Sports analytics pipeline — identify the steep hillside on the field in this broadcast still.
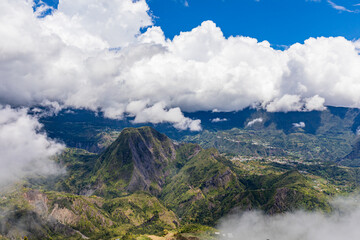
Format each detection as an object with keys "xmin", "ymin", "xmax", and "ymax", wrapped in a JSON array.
[
  {"xmin": 161, "ymin": 147, "xmax": 245, "ymax": 225},
  {"xmin": 93, "ymin": 127, "xmax": 177, "ymax": 196},
  {"xmin": 0, "ymin": 189, "xmax": 180, "ymax": 240},
  {"xmin": 0, "ymin": 189, "xmax": 85, "ymax": 240},
  {"xmin": 160, "ymin": 148, "xmax": 332, "ymax": 225},
  {"xmin": 339, "ymin": 138, "xmax": 360, "ymax": 167},
  {"xmin": 8, "ymin": 126, "xmax": 360, "ymax": 239}
]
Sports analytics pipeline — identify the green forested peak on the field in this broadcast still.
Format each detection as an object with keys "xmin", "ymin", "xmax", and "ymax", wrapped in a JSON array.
[{"xmin": 93, "ymin": 126, "xmax": 176, "ymax": 195}]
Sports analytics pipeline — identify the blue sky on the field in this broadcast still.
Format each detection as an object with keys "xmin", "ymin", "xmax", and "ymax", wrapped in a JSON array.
[
  {"xmin": 146, "ymin": 0, "xmax": 360, "ymax": 46},
  {"xmin": 39, "ymin": 0, "xmax": 360, "ymax": 46}
]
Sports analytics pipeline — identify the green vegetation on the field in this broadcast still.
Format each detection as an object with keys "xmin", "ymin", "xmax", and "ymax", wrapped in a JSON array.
[
  {"xmin": 3, "ymin": 126, "xmax": 360, "ymax": 239},
  {"xmin": 182, "ymin": 127, "xmax": 355, "ymax": 162}
]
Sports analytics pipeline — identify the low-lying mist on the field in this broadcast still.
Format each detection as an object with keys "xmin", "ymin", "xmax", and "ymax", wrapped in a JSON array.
[
  {"xmin": 0, "ymin": 106, "xmax": 65, "ymax": 189},
  {"xmin": 218, "ymin": 196, "xmax": 360, "ymax": 240}
]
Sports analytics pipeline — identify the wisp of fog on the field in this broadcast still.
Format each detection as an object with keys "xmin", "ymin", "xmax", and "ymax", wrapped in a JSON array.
[{"xmin": 218, "ymin": 196, "xmax": 360, "ymax": 240}]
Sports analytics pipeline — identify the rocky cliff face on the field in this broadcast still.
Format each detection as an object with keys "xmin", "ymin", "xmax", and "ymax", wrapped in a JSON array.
[
  {"xmin": 15, "ymin": 189, "xmax": 180, "ymax": 240},
  {"xmin": 0, "ymin": 190, "xmax": 82, "ymax": 240},
  {"xmin": 22, "ymin": 190, "xmax": 113, "ymax": 239}
]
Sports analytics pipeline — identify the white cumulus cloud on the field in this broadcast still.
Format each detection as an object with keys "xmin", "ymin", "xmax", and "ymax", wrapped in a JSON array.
[
  {"xmin": 132, "ymin": 102, "xmax": 202, "ymax": 131},
  {"xmin": 293, "ymin": 122, "xmax": 306, "ymax": 128},
  {"xmin": 211, "ymin": 118, "xmax": 228, "ymax": 123},
  {"xmin": 0, "ymin": 106, "xmax": 64, "ymax": 188},
  {"xmin": 246, "ymin": 118, "xmax": 263, "ymax": 127},
  {"xmin": 1, "ymin": 0, "xmax": 360, "ymax": 131}
]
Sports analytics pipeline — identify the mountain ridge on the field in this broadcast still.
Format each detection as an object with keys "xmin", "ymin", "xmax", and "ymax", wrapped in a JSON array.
[{"xmin": 1, "ymin": 126, "xmax": 359, "ymax": 239}]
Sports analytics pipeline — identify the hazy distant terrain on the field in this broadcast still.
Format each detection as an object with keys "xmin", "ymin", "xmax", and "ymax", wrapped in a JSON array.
[{"xmin": 39, "ymin": 106, "xmax": 360, "ymax": 163}]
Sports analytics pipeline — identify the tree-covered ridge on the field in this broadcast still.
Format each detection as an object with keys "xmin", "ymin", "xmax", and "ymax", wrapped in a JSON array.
[{"xmin": 2, "ymin": 126, "xmax": 359, "ymax": 239}]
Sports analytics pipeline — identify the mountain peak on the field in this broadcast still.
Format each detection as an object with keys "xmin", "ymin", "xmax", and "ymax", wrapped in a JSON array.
[{"xmin": 94, "ymin": 127, "xmax": 176, "ymax": 195}]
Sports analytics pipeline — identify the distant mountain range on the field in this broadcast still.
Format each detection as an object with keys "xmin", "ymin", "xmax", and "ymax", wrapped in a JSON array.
[
  {"xmin": 39, "ymin": 106, "xmax": 360, "ymax": 138},
  {"xmin": 39, "ymin": 106, "xmax": 360, "ymax": 163}
]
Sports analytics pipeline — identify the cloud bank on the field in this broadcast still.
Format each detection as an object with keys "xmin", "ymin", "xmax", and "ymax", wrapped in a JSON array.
[
  {"xmin": 0, "ymin": 106, "xmax": 64, "ymax": 188},
  {"xmin": 218, "ymin": 196, "xmax": 360, "ymax": 240},
  {"xmin": 1, "ymin": 0, "xmax": 360, "ymax": 130}
]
